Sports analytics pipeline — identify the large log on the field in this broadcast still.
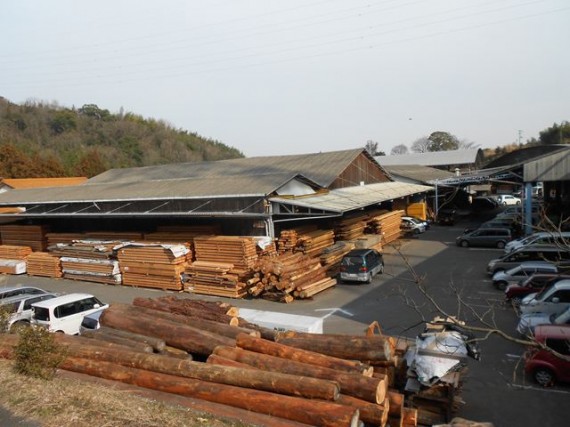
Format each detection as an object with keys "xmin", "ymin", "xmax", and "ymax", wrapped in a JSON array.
[
  {"xmin": 99, "ymin": 304, "xmax": 235, "ymax": 356},
  {"xmin": 80, "ymin": 330, "xmax": 154, "ymax": 353},
  {"xmin": 61, "ymin": 357, "xmax": 360, "ymax": 427},
  {"xmin": 213, "ymin": 345, "xmax": 386, "ymax": 404},
  {"xmin": 235, "ymin": 333, "xmax": 372, "ymax": 376},
  {"xmin": 336, "ymin": 394, "xmax": 390, "ymax": 427},
  {"xmin": 206, "ymin": 353, "xmax": 257, "ymax": 369},
  {"xmin": 275, "ymin": 332, "xmax": 393, "ymax": 362},
  {"xmin": 106, "ymin": 302, "xmax": 258, "ymax": 339},
  {"xmin": 55, "ymin": 339, "xmax": 340, "ymax": 401},
  {"xmin": 94, "ymin": 326, "xmax": 166, "ymax": 351}
]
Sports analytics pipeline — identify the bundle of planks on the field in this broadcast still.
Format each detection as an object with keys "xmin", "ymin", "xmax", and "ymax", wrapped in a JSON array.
[
  {"xmin": 184, "ymin": 261, "xmax": 248, "ymax": 299},
  {"xmin": 0, "ymin": 244, "xmax": 32, "ymax": 274},
  {"xmin": 116, "ymin": 243, "xmax": 190, "ymax": 291},
  {"xmin": 334, "ymin": 213, "xmax": 369, "ymax": 241},
  {"xmin": 193, "ymin": 236, "xmax": 258, "ymax": 274},
  {"xmin": 292, "ymin": 228, "xmax": 335, "ymax": 258},
  {"xmin": 144, "ymin": 224, "xmax": 221, "ymax": 244},
  {"xmin": 352, "ymin": 234, "xmax": 383, "ymax": 252},
  {"xmin": 26, "ymin": 252, "xmax": 63, "ymax": 278},
  {"xmin": 0, "ymin": 224, "xmax": 49, "ymax": 252},
  {"xmin": 250, "ymin": 252, "xmax": 333, "ymax": 302},
  {"xmin": 367, "ymin": 210, "xmax": 406, "ymax": 244},
  {"xmin": 276, "ymin": 225, "xmax": 318, "ymax": 253},
  {"xmin": 49, "ymin": 241, "xmax": 122, "ymax": 285},
  {"xmin": 319, "ymin": 241, "xmax": 356, "ymax": 275}
]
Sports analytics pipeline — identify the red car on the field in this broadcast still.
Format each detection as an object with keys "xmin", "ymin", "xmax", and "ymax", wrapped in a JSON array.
[
  {"xmin": 505, "ymin": 274, "xmax": 570, "ymax": 306},
  {"xmin": 525, "ymin": 324, "xmax": 570, "ymax": 386}
]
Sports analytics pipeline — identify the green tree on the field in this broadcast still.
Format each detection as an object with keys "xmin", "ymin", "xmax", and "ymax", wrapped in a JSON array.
[
  {"xmin": 73, "ymin": 149, "xmax": 107, "ymax": 177},
  {"xmin": 538, "ymin": 121, "xmax": 570, "ymax": 145},
  {"xmin": 49, "ymin": 110, "xmax": 77, "ymax": 134},
  {"xmin": 427, "ymin": 131, "xmax": 459, "ymax": 151}
]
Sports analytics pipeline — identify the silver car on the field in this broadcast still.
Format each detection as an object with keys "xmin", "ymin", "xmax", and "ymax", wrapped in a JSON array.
[
  {"xmin": 517, "ymin": 306, "xmax": 570, "ymax": 336},
  {"xmin": 519, "ymin": 280, "xmax": 570, "ymax": 316},
  {"xmin": 0, "ymin": 293, "xmax": 57, "ymax": 331},
  {"xmin": 491, "ymin": 261, "xmax": 558, "ymax": 290}
]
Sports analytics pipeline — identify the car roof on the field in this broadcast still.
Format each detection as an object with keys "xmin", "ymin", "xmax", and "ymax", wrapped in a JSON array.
[
  {"xmin": 0, "ymin": 292, "xmax": 51, "ymax": 306},
  {"xmin": 0, "ymin": 286, "xmax": 45, "ymax": 296},
  {"xmin": 31, "ymin": 293, "xmax": 97, "ymax": 308},
  {"xmin": 534, "ymin": 324, "xmax": 570, "ymax": 340},
  {"xmin": 345, "ymin": 249, "xmax": 376, "ymax": 256},
  {"xmin": 517, "ymin": 261, "xmax": 558, "ymax": 268},
  {"xmin": 513, "ymin": 244, "xmax": 568, "ymax": 252}
]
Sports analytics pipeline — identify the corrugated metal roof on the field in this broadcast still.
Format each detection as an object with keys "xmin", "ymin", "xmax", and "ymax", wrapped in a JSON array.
[
  {"xmin": 0, "ymin": 177, "xmax": 88, "ymax": 189},
  {"xmin": 0, "ymin": 173, "xmax": 309, "ymax": 205},
  {"xmin": 524, "ymin": 149, "xmax": 570, "ymax": 182},
  {"xmin": 271, "ymin": 182, "xmax": 433, "ymax": 213},
  {"xmin": 383, "ymin": 165, "xmax": 454, "ymax": 183},
  {"xmin": 376, "ymin": 149, "xmax": 481, "ymax": 167},
  {"xmin": 87, "ymin": 148, "xmax": 366, "ymax": 188}
]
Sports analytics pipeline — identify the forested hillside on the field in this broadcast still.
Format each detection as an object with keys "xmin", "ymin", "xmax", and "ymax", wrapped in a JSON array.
[{"xmin": 0, "ymin": 97, "xmax": 244, "ymax": 178}]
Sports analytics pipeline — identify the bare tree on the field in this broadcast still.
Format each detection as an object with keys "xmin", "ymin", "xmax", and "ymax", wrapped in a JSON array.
[
  {"xmin": 364, "ymin": 140, "xmax": 379, "ymax": 156},
  {"xmin": 410, "ymin": 137, "xmax": 430, "ymax": 153},
  {"xmin": 390, "ymin": 144, "xmax": 408, "ymax": 155},
  {"xmin": 457, "ymin": 139, "xmax": 481, "ymax": 150}
]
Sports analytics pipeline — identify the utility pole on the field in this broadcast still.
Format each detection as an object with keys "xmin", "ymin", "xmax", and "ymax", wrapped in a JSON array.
[{"xmin": 518, "ymin": 130, "xmax": 522, "ymax": 145}]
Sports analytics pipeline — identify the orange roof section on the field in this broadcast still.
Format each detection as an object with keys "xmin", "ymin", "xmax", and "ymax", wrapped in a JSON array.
[{"xmin": 1, "ymin": 177, "xmax": 88, "ymax": 189}]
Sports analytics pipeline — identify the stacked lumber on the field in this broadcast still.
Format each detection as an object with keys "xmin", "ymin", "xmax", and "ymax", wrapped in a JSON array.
[
  {"xmin": 319, "ymin": 241, "xmax": 355, "ymax": 267},
  {"xmin": 184, "ymin": 261, "xmax": 248, "ymax": 299},
  {"xmin": 193, "ymin": 236, "xmax": 258, "ymax": 274},
  {"xmin": 26, "ymin": 252, "xmax": 63, "ymax": 278},
  {"xmin": 250, "ymin": 252, "xmax": 332, "ymax": 302},
  {"xmin": 334, "ymin": 213, "xmax": 369, "ymax": 241},
  {"xmin": 367, "ymin": 210, "xmax": 405, "ymax": 244},
  {"xmin": 0, "ymin": 224, "xmax": 49, "ymax": 251},
  {"xmin": 144, "ymin": 224, "xmax": 221, "ymax": 245},
  {"xmin": 49, "ymin": 241, "xmax": 122, "ymax": 285},
  {"xmin": 352, "ymin": 234, "xmax": 383, "ymax": 252},
  {"xmin": 407, "ymin": 202, "xmax": 427, "ymax": 221},
  {"xmin": 45, "ymin": 232, "xmax": 85, "ymax": 245},
  {"xmin": 276, "ymin": 225, "xmax": 318, "ymax": 253},
  {"xmin": 0, "ymin": 245, "xmax": 32, "ymax": 274},
  {"xmin": 85, "ymin": 231, "xmax": 143, "ymax": 241},
  {"xmin": 116, "ymin": 243, "xmax": 190, "ymax": 291},
  {"xmin": 291, "ymin": 229, "xmax": 335, "ymax": 257}
]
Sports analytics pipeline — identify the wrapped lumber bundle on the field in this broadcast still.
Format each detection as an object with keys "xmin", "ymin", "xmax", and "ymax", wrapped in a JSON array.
[
  {"xmin": 184, "ymin": 261, "xmax": 248, "ymax": 299},
  {"xmin": 117, "ymin": 243, "xmax": 190, "ymax": 291},
  {"xmin": 26, "ymin": 252, "xmax": 63, "ymax": 278},
  {"xmin": 367, "ymin": 210, "xmax": 405, "ymax": 244},
  {"xmin": 0, "ymin": 244, "xmax": 33, "ymax": 274},
  {"xmin": 49, "ymin": 240, "xmax": 122, "ymax": 284},
  {"xmin": 0, "ymin": 224, "xmax": 49, "ymax": 251},
  {"xmin": 334, "ymin": 213, "xmax": 369, "ymax": 241}
]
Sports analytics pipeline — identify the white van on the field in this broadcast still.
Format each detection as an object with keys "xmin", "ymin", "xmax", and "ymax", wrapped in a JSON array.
[
  {"xmin": 31, "ymin": 293, "xmax": 108, "ymax": 335},
  {"xmin": 504, "ymin": 232, "xmax": 570, "ymax": 254}
]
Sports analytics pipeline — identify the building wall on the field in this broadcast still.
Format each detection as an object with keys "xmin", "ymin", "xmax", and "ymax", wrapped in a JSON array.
[{"xmin": 329, "ymin": 152, "xmax": 391, "ymax": 189}]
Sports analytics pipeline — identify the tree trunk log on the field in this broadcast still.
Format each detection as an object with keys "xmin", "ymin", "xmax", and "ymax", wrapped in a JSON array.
[
  {"xmin": 275, "ymin": 333, "xmax": 393, "ymax": 362},
  {"xmin": 100, "ymin": 304, "xmax": 235, "ymax": 356},
  {"xmin": 80, "ymin": 330, "xmax": 155, "ymax": 353},
  {"xmin": 206, "ymin": 353, "xmax": 258, "ymax": 369},
  {"xmin": 95, "ymin": 326, "xmax": 167, "ymax": 351},
  {"xmin": 213, "ymin": 345, "xmax": 386, "ymax": 404},
  {"xmin": 236, "ymin": 333, "xmax": 372, "ymax": 376},
  {"xmin": 336, "ymin": 394, "xmax": 390, "ymax": 427},
  {"xmin": 60, "ymin": 357, "xmax": 360, "ymax": 427}
]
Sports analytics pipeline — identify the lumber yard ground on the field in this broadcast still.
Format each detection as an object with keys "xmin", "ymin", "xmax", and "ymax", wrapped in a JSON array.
[{"xmin": 2, "ymin": 220, "xmax": 568, "ymax": 427}]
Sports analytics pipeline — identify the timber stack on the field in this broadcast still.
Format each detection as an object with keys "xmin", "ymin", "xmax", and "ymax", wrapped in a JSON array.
[
  {"xmin": 26, "ymin": 252, "xmax": 63, "ymax": 278},
  {"xmin": 0, "ymin": 244, "xmax": 31, "ymax": 274},
  {"xmin": 117, "ymin": 243, "xmax": 191, "ymax": 291},
  {"xmin": 48, "ymin": 240, "xmax": 122, "ymax": 285},
  {"xmin": 366, "ymin": 210, "xmax": 405, "ymax": 244},
  {"xmin": 184, "ymin": 261, "xmax": 248, "ymax": 299},
  {"xmin": 333, "ymin": 213, "xmax": 369, "ymax": 241},
  {"xmin": 0, "ymin": 224, "xmax": 49, "ymax": 252}
]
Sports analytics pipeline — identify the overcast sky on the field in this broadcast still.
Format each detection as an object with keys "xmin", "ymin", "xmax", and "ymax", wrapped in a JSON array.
[{"xmin": 1, "ymin": 0, "xmax": 569, "ymax": 157}]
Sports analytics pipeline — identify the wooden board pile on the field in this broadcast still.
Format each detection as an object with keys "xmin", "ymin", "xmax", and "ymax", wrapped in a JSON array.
[
  {"xmin": 319, "ymin": 241, "xmax": 356, "ymax": 275},
  {"xmin": 48, "ymin": 241, "xmax": 122, "ymax": 285},
  {"xmin": 184, "ymin": 261, "xmax": 248, "ymax": 299},
  {"xmin": 116, "ymin": 243, "xmax": 190, "ymax": 291},
  {"xmin": 0, "ymin": 245, "xmax": 31, "ymax": 274},
  {"xmin": 367, "ymin": 210, "xmax": 405, "ymax": 244},
  {"xmin": 0, "ymin": 296, "xmax": 424, "ymax": 427},
  {"xmin": 276, "ymin": 225, "xmax": 318, "ymax": 253},
  {"xmin": 334, "ymin": 213, "xmax": 369, "ymax": 241},
  {"xmin": 26, "ymin": 252, "xmax": 63, "ymax": 278},
  {"xmin": 144, "ymin": 224, "xmax": 221, "ymax": 246},
  {"xmin": 250, "ymin": 252, "xmax": 334, "ymax": 303},
  {"xmin": 0, "ymin": 224, "xmax": 49, "ymax": 251},
  {"xmin": 352, "ymin": 234, "xmax": 383, "ymax": 252}
]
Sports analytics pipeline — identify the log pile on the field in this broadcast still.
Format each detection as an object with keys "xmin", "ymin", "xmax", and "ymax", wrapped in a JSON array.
[
  {"xmin": 0, "ymin": 244, "xmax": 31, "ymax": 274},
  {"xmin": 0, "ymin": 224, "xmax": 49, "ymax": 252},
  {"xmin": 279, "ymin": 228, "xmax": 335, "ymax": 258},
  {"xmin": 26, "ymin": 252, "xmax": 63, "ymax": 278},
  {"xmin": 48, "ymin": 241, "xmax": 122, "ymax": 285},
  {"xmin": 250, "ymin": 252, "xmax": 333, "ymax": 302},
  {"xmin": 116, "ymin": 243, "xmax": 190, "ymax": 291},
  {"xmin": 276, "ymin": 225, "xmax": 318, "ymax": 252},
  {"xmin": 367, "ymin": 210, "xmax": 405, "ymax": 244},
  {"xmin": 0, "ymin": 296, "xmax": 437, "ymax": 426}
]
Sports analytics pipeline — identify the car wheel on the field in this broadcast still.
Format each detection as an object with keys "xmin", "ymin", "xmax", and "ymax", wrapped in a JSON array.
[
  {"xmin": 365, "ymin": 273, "xmax": 372, "ymax": 284},
  {"xmin": 534, "ymin": 368, "xmax": 555, "ymax": 387},
  {"xmin": 496, "ymin": 241, "xmax": 506, "ymax": 249},
  {"xmin": 516, "ymin": 201, "xmax": 521, "ymax": 205},
  {"xmin": 460, "ymin": 240, "xmax": 469, "ymax": 248},
  {"xmin": 496, "ymin": 281, "xmax": 508, "ymax": 291}
]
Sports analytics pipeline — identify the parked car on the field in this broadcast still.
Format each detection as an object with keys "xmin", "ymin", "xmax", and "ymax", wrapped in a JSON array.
[
  {"xmin": 401, "ymin": 217, "xmax": 426, "ymax": 235},
  {"xmin": 492, "ymin": 261, "xmax": 558, "ymax": 291},
  {"xmin": 437, "ymin": 208, "xmax": 457, "ymax": 225},
  {"xmin": 519, "ymin": 280, "xmax": 570, "ymax": 316},
  {"xmin": 504, "ymin": 231, "xmax": 570, "ymax": 254},
  {"xmin": 0, "ymin": 286, "xmax": 47, "ymax": 301},
  {"xmin": 506, "ymin": 274, "xmax": 570, "ymax": 306},
  {"xmin": 471, "ymin": 197, "xmax": 500, "ymax": 212},
  {"xmin": 31, "ymin": 293, "xmax": 109, "ymax": 335},
  {"xmin": 524, "ymin": 324, "xmax": 570, "ymax": 386},
  {"xmin": 339, "ymin": 249, "xmax": 384, "ymax": 284},
  {"xmin": 79, "ymin": 308, "xmax": 106, "ymax": 333},
  {"xmin": 517, "ymin": 306, "xmax": 570, "ymax": 336},
  {"xmin": 456, "ymin": 227, "xmax": 512, "ymax": 249},
  {"xmin": 405, "ymin": 216, "xmax": 431, "ymax": 230},
  {"xmin": 496, "ymin": 194, "xmax": 522, "ymax": 206},
  {"xmin": 486, "ymin": 244, "xmax": 570, "ymax": 276},
  {"xmin": 0, "ymin": 292, "xmax": 57, "ymax": 331}
]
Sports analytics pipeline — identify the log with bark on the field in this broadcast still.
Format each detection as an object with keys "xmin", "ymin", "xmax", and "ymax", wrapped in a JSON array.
[
  {"xmin": 213, "ymin": 345, "xmax": 386, "ymax": 404},
  {"xmin": 61, "ymin": 357, "xmax": 360, "ymax": 427}
]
